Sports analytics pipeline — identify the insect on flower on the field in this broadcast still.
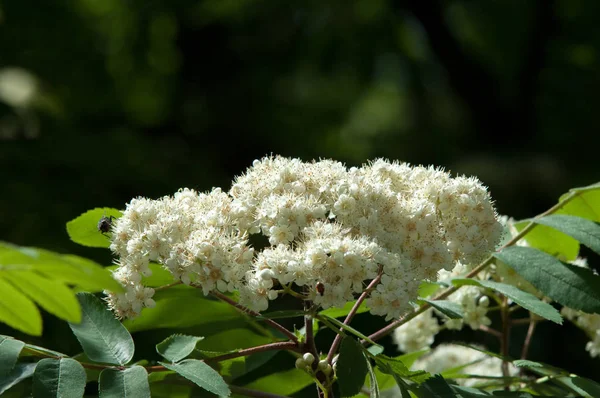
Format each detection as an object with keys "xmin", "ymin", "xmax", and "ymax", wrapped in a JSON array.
[
  {"xmin": 97, "ymin": 215, "xmax": 115, "ymax": 235},
  {"xmin": 316, "ymin": 282, "xmax": 325, "ymax": 296}
]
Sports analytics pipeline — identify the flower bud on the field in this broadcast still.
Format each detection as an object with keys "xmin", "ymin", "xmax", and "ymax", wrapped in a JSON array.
[
  {"xmin": 302, "ymin": 352, "xmax": 315, "ymax": 364},
  {"xmin": 318, "ymin": 359, "xmax": 333, "ymax": 376},
  {"xmin": 478, "ymin": 296, "xmax": 490, "ymax": 307},
  {"xmin": 317, "ymin": 359, "xmax": 329, "ymax": 371}
]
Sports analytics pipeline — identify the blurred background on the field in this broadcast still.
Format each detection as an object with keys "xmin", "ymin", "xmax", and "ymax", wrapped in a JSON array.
[{"xmin": 1, "ymin": 0, "xmax": 599, "ymax": 393}]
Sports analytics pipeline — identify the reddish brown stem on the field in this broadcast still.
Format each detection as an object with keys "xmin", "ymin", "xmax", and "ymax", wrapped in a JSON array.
[
  {"xmin": 479, "ymin": 325, "xmax": 503, "ymax": 339},
  {"xmin": 521, "ymin": 320, "xmax": 537, "ymax": 359},
  {"xmin": 81, "ymin": 342, "xmax": 299, "ymax": 374},
  {"xmin": 327, "ymin": 267, "xmax": 383, "ymax": 363},
  {"xmin": 500, "ymin": 296, "xmax": 511, "ymax": 384},
  {"xmin": 211, "ymin": 290, "xmax": 299, "ymax": 343},
  {"xmin": 510, "ymin": 317, "xmax": 535, "ymax": 326}
]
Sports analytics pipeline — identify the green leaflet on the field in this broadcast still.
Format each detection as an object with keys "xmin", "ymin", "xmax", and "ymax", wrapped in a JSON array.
[
  {"xmin": 32, "ymin": 358, "xmax": 86, "ymax": 398},
  {"xmin": 0, "ymin": 277, "xmax": 42, "ymax": 336},
  {"xmin": 557, "ymin": 182, "xmax": 600, "ymax": 222},
  {"xmin": 156, "ymin": 334, "xmax": 205, "ymax": 363},
  {"xmin": 68, "ymin": 293, "xmax": 134, "ymax": 366},
  {"xmin": 0, "ymin": 336, "xmax": 25, "ymax": 376},
  {"xmin": 514, "ymin": 182, "xmax": 600, "ymax": 261},
  {"xmin": 99, "ymin": 366, "xmax": 151, "ymax": 398},
  {"xmin": 242, "ymin": 367, "xmax": 313, "ymax": 396},
  {"xmin": 66, "ymin": 207, "xmax": 122, "ymax": 248},
  {"xmin": 513, "ymin": 221, "xmax": 579, "ymax": 261},
  {"xmin": 2, "ymin": 271, "xmax": 80, "ymax": 323},
  {"xmin": 160, "ymin": 359, "xmax": 230, "ymax": 397},
  {"xmin": 0, "ymin": 241, "xmax": 123, "ymax": 292},
  {"xmin": 451, "ymin": 278, "xmax": 562, "ymax": 324},
  {"xmin": 337, "ymin": 336, "xmax": 369, "ymax": 397},
  {"xmin": 495, "ymin": 246, "xmax": 600, "ymax": 314},
  {"xmin": 365, "ymin": 352, "xmax": 380, "ymax": 398},
  {"xmin": 422, "ymin": 299, "xmax": 463, "ymax": 319},
  {"xmin": 123, "ymin": 289, "xmax": 244, "ymax": 333},
  {"xmin": 0, "ymin": 362, "xmax": 36, "ymax": 395},
  {"xmin": 532, "ymin": 214, "xmax": 600, "ymax": 256}
]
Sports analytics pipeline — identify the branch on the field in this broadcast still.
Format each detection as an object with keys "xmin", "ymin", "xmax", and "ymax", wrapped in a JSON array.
[
  {"xmin": 211, "ymin": 290, "xmax": 299, "ymax": 343},
  {"xmin": 521, "ymin": 319, "xmax": 538, "ymax": 359},
  {"xmin": 205, "ymin": 341, "xmax": 299, "ymax": 364},
  {"xmin": 327, "ymin": 267, "xmax": 383, "ymax": 363},
  {"xmin": 479, "ymin": 325, "xmax": 502, "ymax": 339},
  {"xmin": 500, "ymin": 296, "xmax": 511, "ymax": 382}
]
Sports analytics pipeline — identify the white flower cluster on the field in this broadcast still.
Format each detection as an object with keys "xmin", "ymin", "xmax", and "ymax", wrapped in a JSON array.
[
  {"xmin": 382, "ymin": 344, "xmax": 519, "ymax": 396},
  {"xmin": 561, "ymin": 289, "xmax": 600, "ymax": 359},
  {"xmin": 436, "ymin": 263, "xmax": 492, "ymax": 331},
  {"xmin": 392, "ymin": 309, "xmax": 440, "ymax": 353},
  {"xmin": 412, "ymin": 344, "xmax": 518, "ymax": 387},
  {"xmin": 105, "ymin": 156, "xmax": 502, "ymax": 320},
  {"xmin": 106, "ymin": 189, "xmax": 254, "ymax": 318}
]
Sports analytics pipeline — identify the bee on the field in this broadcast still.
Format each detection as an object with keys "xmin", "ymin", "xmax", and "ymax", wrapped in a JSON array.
[
  {"xmin": 97, "ymin": 215, "xmax": 115, "ymax": 235},
  {"xmin": 316, "ymin": 282, "xmax": 325, "ymax": 296}
]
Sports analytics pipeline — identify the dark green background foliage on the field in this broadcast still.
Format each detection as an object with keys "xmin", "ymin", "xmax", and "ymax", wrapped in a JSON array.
[{"xmin": 1, "ymin": 0, "xmax": 599, "ymax": 394}]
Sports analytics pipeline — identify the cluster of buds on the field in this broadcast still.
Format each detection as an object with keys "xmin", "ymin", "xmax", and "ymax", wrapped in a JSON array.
[{"xmin": 295, "ymin": 353, "xmax": 333, "ymax": 377}]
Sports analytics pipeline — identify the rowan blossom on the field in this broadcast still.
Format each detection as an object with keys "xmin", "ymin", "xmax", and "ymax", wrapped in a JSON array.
[
  {"xmin": 105, "ymin": 156, "xmax": 502, "ymax": 320},
  {"xmin": 412, "ymin": 344, "xmax": 518, "ymax": 387},
  {"xmin": 392, "ymin": 309, "xmax": 439, "ymax": 353}
]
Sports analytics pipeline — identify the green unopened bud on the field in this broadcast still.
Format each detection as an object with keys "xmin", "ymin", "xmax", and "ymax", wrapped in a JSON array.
[
  {"xmin": 478, "ymin": 296, "xmax": 490, "ymax": 307},
  {"xmin": 302, "ymin": 352, "xmax": 315, "ymax": 364},
  {"xmin": 318, "ymin": 359, "xmax": 332, "ymax": 376}
]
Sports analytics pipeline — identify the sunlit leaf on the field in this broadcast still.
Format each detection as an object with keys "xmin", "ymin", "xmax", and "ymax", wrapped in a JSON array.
[
  {"xmin": 532, "ymin": 214, "xmax": 600, "ymax": 256},
  {"xmin": 66, "ymin": 208, "xmax": 122, "ymax": 248},
  {"xmin": 2, "ymin": 271, "xmax": 80, "ymax": 323},
  {"xmin": 0, "ymin": 242, "xmax": 122, "ymax": 292},
  {"xmin": 557, "ymin": 183, "xmax": 600, "ymax": 222},
  {"xmin": 513, "ymin": 221, "xmax": 579, "ymax": 261},
  {"xmin": 123, "ymin": 290, "xmax": 244, "ymax": 333},
  {"xmin": 0, "ymin": 278, "xmax": 42, "ymax": 336},
  {"xmin": 242, "ymin": 367, "xmax": 313, "ymax": 396}
]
